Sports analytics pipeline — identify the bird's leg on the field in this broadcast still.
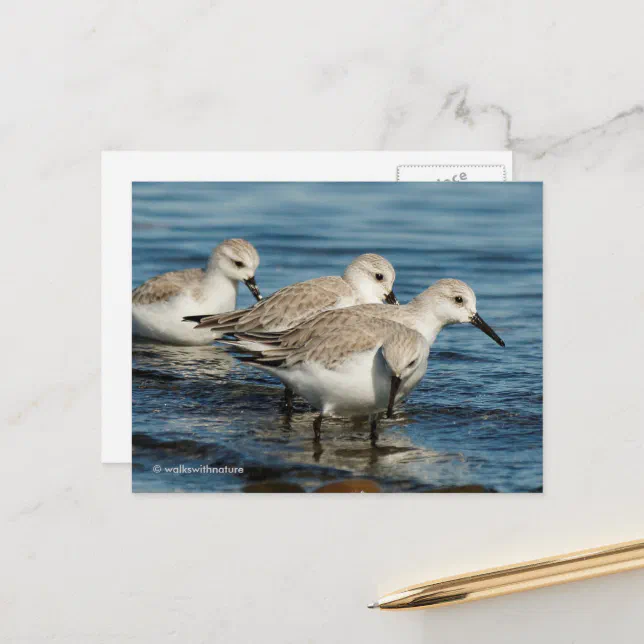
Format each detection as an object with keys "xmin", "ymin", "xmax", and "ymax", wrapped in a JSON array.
[
  {"xmin": 313, "ymin": 414, "xmax": 323, "ymax": 443},
  {"xmin": 281, "ymin": 411, "xmax": 293, "ymax": 432},
  {"xmin": 370, "ymin": 416, "xmax": 379, "ymax": 446},
  {"xmin": 283, "ymin": 386, "xmax": 294, "ymax": 416}
]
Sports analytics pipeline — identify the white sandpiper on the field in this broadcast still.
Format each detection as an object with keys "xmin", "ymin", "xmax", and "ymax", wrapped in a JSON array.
[
  {"xmin": 132, "ymin": 238, "xmax": 261, "ymax": 345},
  {"xmin": 236, "ymin": 317, "xmax": 429, "ymax": 442},
  {"xmin": 185, "ymin": 253, "xmax": 398, "ymax": 334},
  {"xmin": 230, "ymin": 279, "xmax": 505, "ymax": 439},
  {"xmin": 184, "ymin": 253, "xmax": 398, "ymax": 409}
]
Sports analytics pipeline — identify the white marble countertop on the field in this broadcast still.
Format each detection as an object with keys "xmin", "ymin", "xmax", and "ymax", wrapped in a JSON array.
[{"xmin": 2, "ymin": 1, "xmax": 643, "ymax": 642}]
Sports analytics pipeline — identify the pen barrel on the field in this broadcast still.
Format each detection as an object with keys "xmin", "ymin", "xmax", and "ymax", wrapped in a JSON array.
[{"xmin": 379, "ymin": 539, "xmax": 644, "ymax": 610}]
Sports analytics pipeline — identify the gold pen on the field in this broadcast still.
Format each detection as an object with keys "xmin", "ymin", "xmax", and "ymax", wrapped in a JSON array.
[{"xmin": 369, "ymin": 538, "xmax": 644, "ymax": 611}]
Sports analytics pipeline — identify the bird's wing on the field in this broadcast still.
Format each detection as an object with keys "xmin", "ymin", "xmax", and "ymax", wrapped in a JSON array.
[
  {"xmin": 235, "ymin": 304, "xmax": 386, "ymax": 348},
  {"xmin": 132, "ymin": 269, "xmax": 204, "ymax": 305},
  {"xmin": 191, "ymin": 276, "xmax": 351, "ymax": 333},
  {"xmin": 239, "ymin": 316, "xmax": 408, "ymax": 370}
]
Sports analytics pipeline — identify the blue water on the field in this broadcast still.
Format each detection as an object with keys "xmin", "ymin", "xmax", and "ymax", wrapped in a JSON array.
[{"xmin": 132, "ymin": 182, "xmax": 542, "ymax": 493}]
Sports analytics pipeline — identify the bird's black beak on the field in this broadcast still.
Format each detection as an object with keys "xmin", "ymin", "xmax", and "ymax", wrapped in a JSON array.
[
  {"xmin": 385, "ymin": 290, "xmax": 399, "ymax": 305},
  {"xmin": 244, "ymin": 276, "xmax": 262, "ymax": 301},
  {"xmin": 470, "ymin": 312, "xmax": 505, "ymax": 347},
  {"xmin": 387, "ymin": 375, "xmax": 402, "ymax": 418}
]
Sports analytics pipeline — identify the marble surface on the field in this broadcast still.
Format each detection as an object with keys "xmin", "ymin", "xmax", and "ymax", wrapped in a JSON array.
[{"xmin": 2, "ymin": 1, "xmax": 643, "ymax": 642}]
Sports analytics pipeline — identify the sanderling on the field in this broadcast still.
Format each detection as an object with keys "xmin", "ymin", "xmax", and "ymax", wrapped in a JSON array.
[
  {"xmin": 185, "ymin": 254, "xmax": 398, "ymax": 334},
  {"xmin": 230, "ymin": 279, "xmax": 504, "ymax": 438},
  {"xmin": 132, "ymin": 238, "xmax": 261, "ymax": 345},
  {"xmin": 184, "ymin": 253, "xmax": 398, "ymax": 409},
  {"xmin": 236, "ymin": 317, "xmax": 429, "ymax": 442}
]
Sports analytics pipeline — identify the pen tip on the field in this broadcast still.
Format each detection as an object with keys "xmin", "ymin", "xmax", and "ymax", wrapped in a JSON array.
[{"xmin": 367, "ymin": 601, "xmax": 379, "ymax": 609}]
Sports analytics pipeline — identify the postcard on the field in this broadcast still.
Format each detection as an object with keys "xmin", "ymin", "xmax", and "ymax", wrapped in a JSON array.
[
  {"xmin": 127, "ymin": 179, "xmax": 541, "ymax": 493},
  {"xmin": 102, "ymin": 151, "xmax": 513, "ymax": 464}
]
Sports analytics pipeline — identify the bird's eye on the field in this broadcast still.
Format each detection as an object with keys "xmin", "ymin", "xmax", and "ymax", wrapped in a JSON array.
[
  {"xmin": 408, "ymin": 359, "xmax": 416, "ymax": 368},
  {"xmin": 454, "ymin": 296, "xmax": 463, "ymax": 304},
  {"xmin": 234, "ymin": 260, "xmax": 245, "ymax": 268},
  {"xmin": 375, "ymin": 273, "xmax": 384, "ymax": 281}
]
